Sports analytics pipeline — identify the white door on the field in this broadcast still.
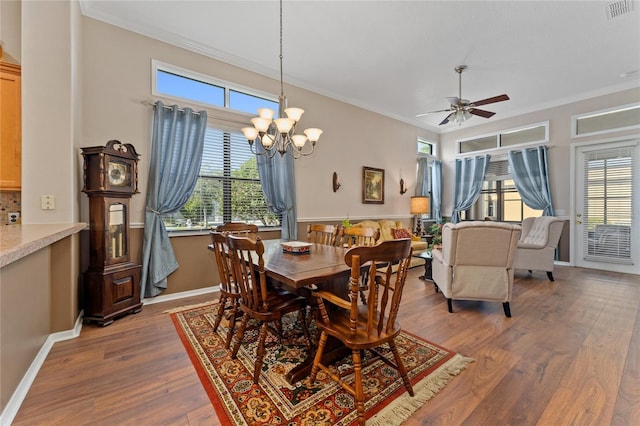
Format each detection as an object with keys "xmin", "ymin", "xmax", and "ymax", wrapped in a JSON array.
[{"xmin": 574, "ymin": 139, "xmax": 639, "ymax": 274}]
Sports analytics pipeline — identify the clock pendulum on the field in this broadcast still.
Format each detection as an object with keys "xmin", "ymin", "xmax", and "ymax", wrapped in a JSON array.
[{"xmin": 81, "ymin": 140, "xmax": 142, "ymax": 326}]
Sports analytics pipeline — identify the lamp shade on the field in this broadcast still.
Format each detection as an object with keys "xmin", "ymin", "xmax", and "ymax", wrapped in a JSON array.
[{"xmin": 410, "ymin": 196, "xmax": 430, "ymax": 215}]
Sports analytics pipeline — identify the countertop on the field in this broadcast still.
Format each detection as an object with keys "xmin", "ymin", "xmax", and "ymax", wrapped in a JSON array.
[{"xmin": 0, "ymin": 223, "xmax": 87, "ymax": 268}]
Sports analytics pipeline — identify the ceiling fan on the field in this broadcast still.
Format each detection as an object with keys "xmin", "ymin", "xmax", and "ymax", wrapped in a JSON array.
[{"xmin": 416, "ymin": 65, "xmax": 510, "ymax": 125}]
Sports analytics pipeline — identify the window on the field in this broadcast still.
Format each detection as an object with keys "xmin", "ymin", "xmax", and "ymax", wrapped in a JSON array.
[
  {"xmin": 582, "ymin": 146, "xmax": 633, "ymax": 262},
  {"xmin": 473, "ymin": 160, "xmax": 542, "ymax": 222},
  {"xmin": 458, "ymin": 122, "xmax": 548, "ymax": 154},
  {"xmin": 152, "ymin": 60, "xmax": 278, "ymax": 115},
  {"xmin": 152, "ymin": 61, "xmax": 283, "ymax": 232},
  {"xmin": 572, "ymin": 103, "xmax": 640, "ymax": 138},
  {"xmin": 163, "ymin": 127, "xmax": 279, "ymax": 231},
  {"xmin": 417, "ymin": 138, "xmax": 434, "ymax": 155}
]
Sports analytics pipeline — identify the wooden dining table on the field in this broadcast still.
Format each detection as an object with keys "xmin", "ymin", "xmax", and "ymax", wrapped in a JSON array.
[{"xmin": 259, "ymin": 239, "xmax": 354, "ymax": 383}]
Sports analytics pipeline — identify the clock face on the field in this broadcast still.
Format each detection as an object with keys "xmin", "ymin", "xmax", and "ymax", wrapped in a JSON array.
[{"xmin": 108, "ymin": 162, "xmax": 128, "ymax": 186}]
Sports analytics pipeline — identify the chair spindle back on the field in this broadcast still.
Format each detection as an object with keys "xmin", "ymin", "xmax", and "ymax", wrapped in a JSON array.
[
  {"xmin": 344, "ymin": 239, "xmax": 413, "ymax": 337},
  {"xmin": 226, "ymin": 234, "xmax": 269, "ymax": 312},
  {"xmin": 307, "ymin": 224, "xmax": 339, "ymax": 246}
]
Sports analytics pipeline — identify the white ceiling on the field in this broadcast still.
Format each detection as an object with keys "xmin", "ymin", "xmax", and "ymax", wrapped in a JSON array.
[{"xmin": 80, "ymin": 0, "xmax": 640, "ymax": 133}]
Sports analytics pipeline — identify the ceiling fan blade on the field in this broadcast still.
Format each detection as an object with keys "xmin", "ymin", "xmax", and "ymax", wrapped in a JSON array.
[
  {"xmin": 439, "ymin": 113, "xmax": 454, "ymax": 125},
  {"xmin": 416, "ymin": 109, "xmax": 452, "ymax": 118},
  {"xmin": 470, "ymin": 94, "xmax": 510, "ymax": 107},
  {"xmin": 469, "ymin": 108, "xmax": 496, "ymax": 118}
]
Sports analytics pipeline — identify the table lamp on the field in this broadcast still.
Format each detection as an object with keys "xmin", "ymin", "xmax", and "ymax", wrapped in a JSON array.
[{"xmin": 410, "ymin": 196, "xmax": 430, "ymax": 235}]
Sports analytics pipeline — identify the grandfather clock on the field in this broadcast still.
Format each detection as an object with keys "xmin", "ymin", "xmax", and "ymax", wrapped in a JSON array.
[{"xmin": 82, "ymin": 140, "xmax": 142, "ymax": 326}]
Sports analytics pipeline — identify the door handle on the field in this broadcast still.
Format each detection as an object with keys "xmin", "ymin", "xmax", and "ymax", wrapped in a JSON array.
[{"xmin": 576, "ymin": 220, "xmax": 582, "ymax": 224}]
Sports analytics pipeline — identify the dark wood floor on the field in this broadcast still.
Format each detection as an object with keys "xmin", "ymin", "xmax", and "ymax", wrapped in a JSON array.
[{"xmin": 12, "ymin": 266, "xmax": 640, "ymax": 425}]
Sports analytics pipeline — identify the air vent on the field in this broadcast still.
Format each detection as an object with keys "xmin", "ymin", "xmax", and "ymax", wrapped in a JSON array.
[{"xmin": 606, "ymin": 0, "xmax": 634, "ymax": 19}]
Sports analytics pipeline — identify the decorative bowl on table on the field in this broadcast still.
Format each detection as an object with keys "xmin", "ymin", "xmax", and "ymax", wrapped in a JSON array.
[{"xmin": 281, "ymin": 241, "xmax": 312, "ymax": 254}]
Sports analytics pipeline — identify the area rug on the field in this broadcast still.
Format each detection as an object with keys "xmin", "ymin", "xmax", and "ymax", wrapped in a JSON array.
[{"xmin": 169, "ymin": 301, "xmax": 473, "ymax": 425}]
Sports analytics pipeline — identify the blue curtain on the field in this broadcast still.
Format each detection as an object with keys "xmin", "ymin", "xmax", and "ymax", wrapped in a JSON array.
[
  {"xmin": 507, "ymin": 145, "xmax": 554, "ymax": 216},
  {"xmin": 431, "ymin": 160, "xmax": 443, "ymax": 223},
  {"xmin": 256, "ymin": 145, "xmax": 297, "ymax": 241},
  {"xmin": 140, "ymin": 102, "xmax": 207, "ymax": 298},
  {"xmin": 415, "ymin": 157, "xmax": 429, "ymax": 196},
  {"xmin": 452, "ymin": 155, "xmax": 490, "ymax": 223}
]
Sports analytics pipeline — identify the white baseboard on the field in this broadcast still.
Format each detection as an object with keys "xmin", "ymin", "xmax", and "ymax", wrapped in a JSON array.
[
  {"xmin": 142, "ymin": 285, "xmax": 219, "ymax": 305},
  {"xmin": 0, "ymin": 311, "xmax": 84, "ymax": 426}
]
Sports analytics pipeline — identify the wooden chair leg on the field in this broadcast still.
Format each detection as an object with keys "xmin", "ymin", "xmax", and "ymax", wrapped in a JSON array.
[
  {"xmin": 308, "ymin": 331, "xmax": 328, "ymax": 384},
  {"xmin": 231, "ymin": 315, "xmax": 249, "ymax": 358},
  {"xmin": 547, "ymin": 271, "xmax": 555, "ymax": 281},
  {"xmin": 212, "ymin": 295, "xmax": 227, "ymax": 332},
  {"xmin": 447, "ymin": 299, "xmax": 453, "ymax": 313},
  {"xmin": 224, "ymin": 303, "xmax": 238, "ymax": 349},
  {"xmin": 389, "ymin": 340, "xmax": 414, "ymax": 396},
  {"xmin": 503, "ymin": 302, "xmax": 512, "ymax": 318},
  {"xmin": 352, "ymin": 349, "xmax": 366, "ymax": 426},
  {"xmin": 253, "ymin": 322, "xmax": 269, "ymax": 384},
  {"xmin": 298, "ymin": 308, "xmax": 312, "ymax": 351}
]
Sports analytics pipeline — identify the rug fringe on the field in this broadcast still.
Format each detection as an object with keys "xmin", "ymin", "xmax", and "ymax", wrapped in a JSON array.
[
  {"xmin": 368, "ymin": 353, "xmax": 475, "ymax": 426},
  {"xmin": 163, "ymin": 300, "xmax": 218, "ymax": 314}
]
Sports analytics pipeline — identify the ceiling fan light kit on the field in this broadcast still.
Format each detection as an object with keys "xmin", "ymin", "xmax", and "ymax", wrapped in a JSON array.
[{"xmin": 417, "ymin": 65, "xmax": 510, "ymax": 125}]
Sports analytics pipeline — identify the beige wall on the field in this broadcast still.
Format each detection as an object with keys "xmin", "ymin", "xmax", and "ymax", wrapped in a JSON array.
[
  {"xmin": 439, "ymin": 87, "xmax": 640, "ymax": 219},
  {"xmin": 80, "ymin": 17, "xmax": 438, "ymax": 227},
  {"xmin": 0, "ymin": 0, "xmax": 21, "ymax": 63},
  {"xmin": 22, "ymin": 0, "xmax": 81, "ymax": 224}
]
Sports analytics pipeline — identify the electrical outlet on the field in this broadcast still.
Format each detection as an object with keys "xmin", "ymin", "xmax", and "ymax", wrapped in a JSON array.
[
  {"xmin": 41, "ymin": 195, "xmax": 56, "ymax": 210},
  {"xmin": 8, "ymin": 212, "xmax": 20, "ymax": 223}
]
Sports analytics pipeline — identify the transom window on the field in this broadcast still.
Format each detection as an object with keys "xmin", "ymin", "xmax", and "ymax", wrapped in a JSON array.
[
  {"xmin": 457, "ymin": 122, "xmax": 548, "ymax": 154},
  {"xmin": 152, "ymin": 60, "xmax": 278, "ymax": 115}
]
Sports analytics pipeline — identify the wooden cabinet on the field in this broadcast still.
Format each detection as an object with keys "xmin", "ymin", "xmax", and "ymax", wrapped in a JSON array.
[{"xmin": 0, "ymin": 62, "xmax": 21, "ymax": 190}]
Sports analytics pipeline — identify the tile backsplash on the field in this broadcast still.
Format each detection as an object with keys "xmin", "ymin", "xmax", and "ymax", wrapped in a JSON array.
[{"xmin": 1, "ymin": 191, "xmax": 21, "ymax": 224}]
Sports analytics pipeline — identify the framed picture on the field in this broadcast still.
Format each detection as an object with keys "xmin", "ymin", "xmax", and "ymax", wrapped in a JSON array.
[{"xmin": 362, "ymin": 166, "xmax": 385, "ymax": 204}]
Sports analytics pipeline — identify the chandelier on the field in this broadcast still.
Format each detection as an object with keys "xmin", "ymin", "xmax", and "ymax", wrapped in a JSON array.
[{"xmin": 241, "ymin": 0, "xmax": 322, "ymax": 159}]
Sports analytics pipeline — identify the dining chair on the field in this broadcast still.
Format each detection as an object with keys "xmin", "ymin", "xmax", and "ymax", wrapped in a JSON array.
[
  {"xmin": 308, "ymin": 239, "xmax": 414, "ymax": 425},
  {"xmin": 209, "ymin": 231, "xmax": 240, "ymax": 348},
  {"xmin": 215, "ymin": 222, "xmax": 259, "ymax": 237},
  {"xmin": 208, "ymin": 222, "xmax": 258, "ymax": 348},
  {"xmin": 307, "ymin": 224, "xmax": 339, "ymax": 246},
  {"xmin": 337, "ymin": 226, "xmax": 380, "ymax": 248},
  {"xmin": 226, "ymin": 234, "xmax": 311, "ymax": 384},
  {"xmin": 337, "ymin": 226, "xmax": 381, "ymax": 304}
]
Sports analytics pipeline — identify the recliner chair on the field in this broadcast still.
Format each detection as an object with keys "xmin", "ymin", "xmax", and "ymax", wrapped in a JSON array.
[{"xmin": 431, "ymin": 221, "xmax": 521, "ymax": 317}]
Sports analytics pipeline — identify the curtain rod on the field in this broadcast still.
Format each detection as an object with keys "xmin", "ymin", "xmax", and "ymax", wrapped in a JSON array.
[
  {"xmin": 137, "ymin": 99, "xmax": 250, "ymax": 127},
  {"xmin": 138, "ymin": 99, "xmax": 202, "ymax": 116}
]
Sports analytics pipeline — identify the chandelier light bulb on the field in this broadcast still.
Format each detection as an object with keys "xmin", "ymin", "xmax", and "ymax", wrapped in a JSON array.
[
  {"xmin": 275, "ymin": 118, "xmax": 294, "ymax": 133},
  {"xmin": 257, "ymin": 108, "xmax": 275, "ymax": 120},
  {"xmin": 284, "ymin": 107, "xmax": 304, "ymax": 122},
  {"xmin": 241, "ymin": 127, "xmax": 259, "ymax": 140},
  {"xmin": 251, "ymin": 117, "xmax": 270, "ymax": 132},
  {"xmin": 261, "ymin": 133, "xmax": 275, "ymax": 147},
  {"xmin": 291, "ymin": 134, "xmax": 307, "ymax": 148},
  {"xmin": 304, "ymin": 128, "xmax": 323, "ymax": 142}
]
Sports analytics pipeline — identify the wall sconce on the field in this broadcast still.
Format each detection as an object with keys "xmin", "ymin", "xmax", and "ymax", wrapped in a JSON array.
[
  {"xmin": 400, "ymin": 178, "xmax": 407, "ymax": 195},
  {"xmin": 332, "ymin": 172, "xmax": 341, "ymax": 192}
]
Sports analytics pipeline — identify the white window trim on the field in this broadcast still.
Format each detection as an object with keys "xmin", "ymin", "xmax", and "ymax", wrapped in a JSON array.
[
  {"xmin": 151, "ymin": 59, "xmax": 278, "ymax": 114},
  {"xmin": 571, "ymin": 102, "xmax": 640, "ymax": 139}
]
